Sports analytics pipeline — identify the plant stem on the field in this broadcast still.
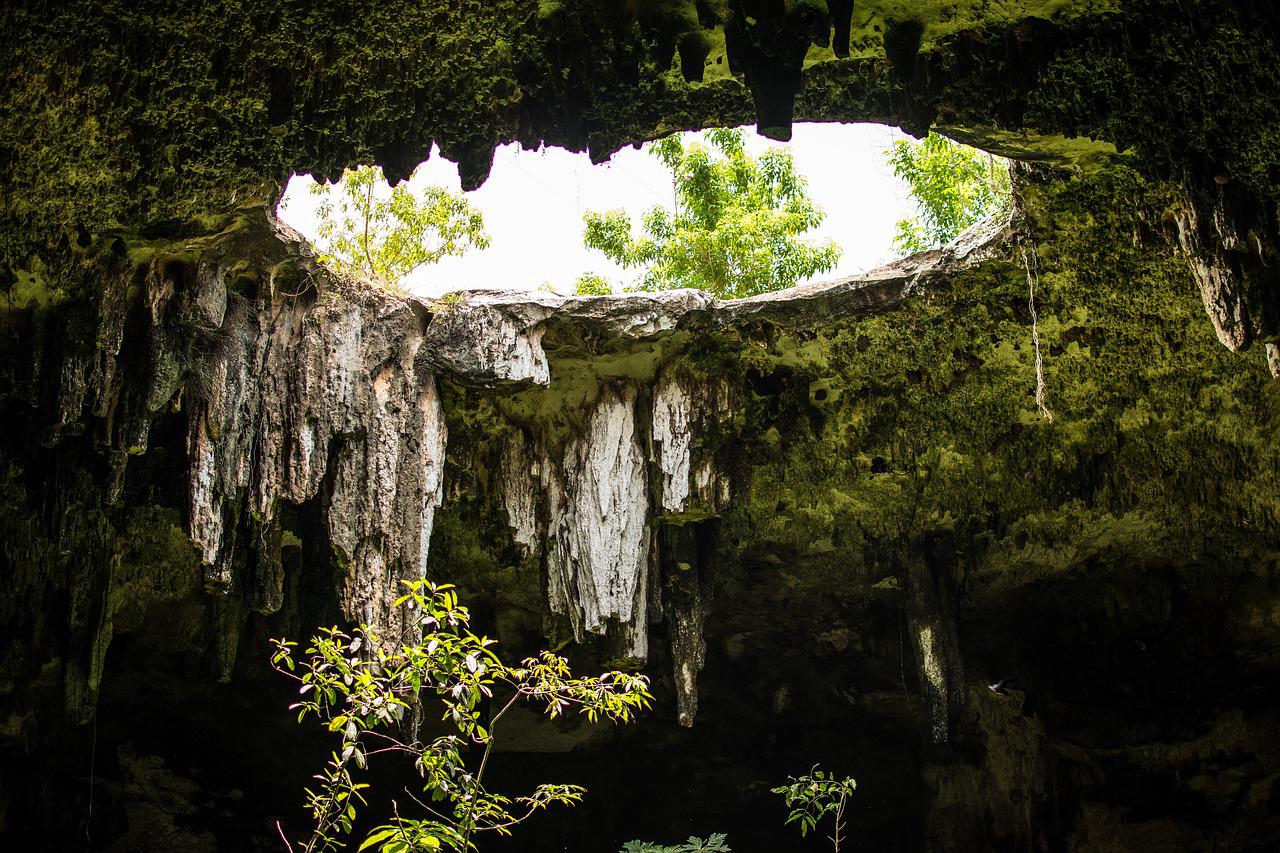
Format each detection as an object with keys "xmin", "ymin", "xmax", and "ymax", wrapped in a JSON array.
[
  {"xmin": 362, "ymin": 178, "xmax": 376, "ymax": 278},
  {"xmin": 833, "ymin": 792, "xmax": 845, "ymax": 853},
  {"xmin": 459, "ymin": 691, "xmax": 521, "ymax": 850}
]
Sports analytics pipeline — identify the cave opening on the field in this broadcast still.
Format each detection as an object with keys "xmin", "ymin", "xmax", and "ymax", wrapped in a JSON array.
[{"xmin": 274, "ymin": 123, "xmax": 1007, "ymax": 299}]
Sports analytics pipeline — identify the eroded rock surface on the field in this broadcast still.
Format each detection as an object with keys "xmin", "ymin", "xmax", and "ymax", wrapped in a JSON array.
[
  {"xmin": 548, "ymin": 384, "xmax": 651, "ymax": 658},
  {"xmin": 3, "ymin": 162, "xmax": 1280, "ymax": 851},
  {"xmin": 185, "ymin": 271, "xmax": 446, "ymax": 642}
]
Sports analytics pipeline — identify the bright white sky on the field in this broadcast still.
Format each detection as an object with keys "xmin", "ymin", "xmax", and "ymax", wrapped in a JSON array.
[{"xmin": 277, "ymin": 122, "xmax": 916, "ymax": 298}]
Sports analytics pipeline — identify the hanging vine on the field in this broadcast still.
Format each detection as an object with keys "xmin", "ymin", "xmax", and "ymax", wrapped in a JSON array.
[{"xmin": 1020, "ymin": 244, "xmax": 1054, "ymax": 423}]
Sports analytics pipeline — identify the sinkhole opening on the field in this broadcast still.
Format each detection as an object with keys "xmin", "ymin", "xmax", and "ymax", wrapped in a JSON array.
[{"xmin": 276, "ymin": 123, "xmax": 1011, "ymax": 300}]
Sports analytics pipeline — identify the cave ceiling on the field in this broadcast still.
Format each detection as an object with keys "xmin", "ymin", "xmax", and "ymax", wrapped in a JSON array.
[{"xmin": 5, "ymin": 0, "xmax": 1277, "ymax": 346}]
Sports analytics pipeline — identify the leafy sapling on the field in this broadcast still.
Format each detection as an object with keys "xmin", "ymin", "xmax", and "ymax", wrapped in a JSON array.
[
  {"xmin": 270, "ymin": 580, "xmax": 651, "ymax": 853},
  {"xmin": 310, "ymin": 165, "xmax": 489, "ymax": 289},
  {"xmin": 772, "ymin": 766, "xmax": 858, "ymax": 853}
]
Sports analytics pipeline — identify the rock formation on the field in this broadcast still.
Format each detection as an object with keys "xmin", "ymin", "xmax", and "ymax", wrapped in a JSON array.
[{"xmin": 2, "ymin": 2, "xmax": 1280, "ymax": 850}]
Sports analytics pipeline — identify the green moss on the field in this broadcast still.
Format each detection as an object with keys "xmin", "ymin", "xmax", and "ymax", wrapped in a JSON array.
[
  {"xmin": 1024, "ymin": 0, "xmax": 1280, "ymax": 200},
  {"xmin": 711, "ymin": 165, "xmax": 1276, "ymax": 596},
  {"xmin": 4, "ymin": 260, "xmax": 67, "ymax": 309},
  {"xmin": 429, "ymin": 388, "xmax": 544, "ymax": 646},
  {"xmin": 112, "ymin": 506, "xmax": 203, "ymax": 633},
  {"xmin": 4, "ymin": 0, "xmax": 1271, "ymax": 319}
]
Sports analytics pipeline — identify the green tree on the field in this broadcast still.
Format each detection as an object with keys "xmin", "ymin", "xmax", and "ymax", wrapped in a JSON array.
[
  {"xmin": 310, "ymin": 165, "xmax": 489, "ymax": 287},
  {"xmin": 580, "ymin": 128, "xmax": 840, "ymax": 299},
  {"xmin": 772, "ymin": 766, "xmax": 858, "ymax": 853},
  {"xmin": 888, "ymin": 133, "xmax": 1012, "ymax": 254},
  {"xmin": 271, "ymin": 581, "xmax": 651, "ymax": 853}
]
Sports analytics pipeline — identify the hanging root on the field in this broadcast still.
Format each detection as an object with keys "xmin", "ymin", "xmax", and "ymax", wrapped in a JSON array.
[{"xmin": 1020, "ymin": 245, "xmax": 1054, "ymax": 423}]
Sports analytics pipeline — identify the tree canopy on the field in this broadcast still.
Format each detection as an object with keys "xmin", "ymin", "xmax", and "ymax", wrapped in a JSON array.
[
  {"xmin": 887, "ymin": 133, "xmax": 1012, "ymax": 254},
  {"xmin": 579, "ymin": 128, "xmax": 840, "ymax": 299},
  {"xmin": 309, "ymin": 165, "xmax": 489, "ymax": 287}
]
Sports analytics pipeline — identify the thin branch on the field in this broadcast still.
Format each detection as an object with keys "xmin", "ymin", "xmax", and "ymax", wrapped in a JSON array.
[
  {"xmin": 362, "ymin": 178, "xmax": 377, "ymax": 278},
  {"xmin": 460, "ymin": 691, "xmax": 520, "ymax": 850},
  {"xmin": 402, "ymin": 787, "xmax": 456, "ymax": 825},
  {"xmin": 473, "ymin": 801, "xmax": 544, "ymax": 833},
  {"xmin": 391, "ymin": 801, "xmax": 416, "ymax": 848},
  {"xmin": 276, "ymin": 820, "xmax": 296, "ymax": 852}
]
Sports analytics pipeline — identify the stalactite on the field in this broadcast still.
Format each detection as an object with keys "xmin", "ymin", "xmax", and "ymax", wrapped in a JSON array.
[
  {"xmin": 496, "ymin": 366, "xmax": 732, "ymax": 675},
  {"xmin": 544, "ymin": 384, "xmax": 651, "ymax": 661},
  {"xmin": 651, "ymin": 367, "xmax": 734, "ymax": 516},
  {"xmin": 499, "ymin": 428, "xmax": 541, "ymax": 555},
  {"xmin": 331, "ymin": 370, "xmax": 446, "ymax": 640},
  {"xmin": 184, "ymin": 272, "xmax": 447, "ymax": 642},
  {"xmin": 661, "ymin": 522, "xmax": 712, "ymax": 727},
  {"xmin": 904, "ymin": 541, "xmax": 965, "ymax": 744},
  {"xmin": 652, "ymin": 371, "xmax": 694, "ymax": 513},
  {"xmin": 1172, "ymin": 185, "xmax": 1256, "ymax": 351}
]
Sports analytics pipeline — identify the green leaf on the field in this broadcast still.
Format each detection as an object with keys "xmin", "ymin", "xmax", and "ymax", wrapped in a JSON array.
[{"xmin": 358, "ymin": 828, "xmax": 398, "ymax": 850}]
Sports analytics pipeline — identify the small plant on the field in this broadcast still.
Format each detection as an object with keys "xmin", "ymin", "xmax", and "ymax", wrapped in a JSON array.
[
  {"xmin": 270, "ymin": 581, "xmax": 651, "ymax": 853},
  {"xmin": 431, "ymin": 291, "xmax": 464, "ymax": 312},
  {"xmin": 311, "ymin": 165, "xmax": 489, "ymax": 288},
  {"xmin": 573, "ymin": 272, "xmax": 614, "ymax": 296},
  {"xmin": 772, "ymin": 766, "xmax": 857, "ymax": 852},
  {"xmin": 620, "ymin": 834, "xmax": 731, "ymax": 853}
]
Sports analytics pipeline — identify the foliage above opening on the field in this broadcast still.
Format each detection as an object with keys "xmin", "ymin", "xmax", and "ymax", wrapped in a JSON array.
[
  {"xmin": 310, "ymin": 166, "xmax": 490, "ymax": 288},
  {"xmin": 579, "ymin": 128, "xmax": 840, "ymax": 299},
  {"xmin": 888, "ymin": 133, "xmax": 1012, "ymax": 255}
]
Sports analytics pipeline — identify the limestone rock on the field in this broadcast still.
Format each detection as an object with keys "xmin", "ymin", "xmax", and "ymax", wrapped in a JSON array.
[
  {"xmin": 546, "ymin": 384, "xmax": 651, "ymax": 661},
  {"xmin": 424, "ymin": 296, "xmax": 550, "ymax": 386},
  {"xmin": 499, "ymin": 428, "xmax": 541, "ymax": 554},
  {"xmin": 186, "ymin": 282, "xmax": 446, "ymax": 640},
  {"xmin": 652, "ymin": 367, "xmax": 734, "ymax": 516}
]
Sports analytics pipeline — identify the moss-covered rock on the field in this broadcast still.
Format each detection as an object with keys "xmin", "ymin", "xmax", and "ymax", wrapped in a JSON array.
[
  {"xmin": 2, "ymin": 1, "xmax": 1280, "ymax": 847},
  {"xmin": 4, "ymin": 2, "xmax": 1277, "ymax": 343}
]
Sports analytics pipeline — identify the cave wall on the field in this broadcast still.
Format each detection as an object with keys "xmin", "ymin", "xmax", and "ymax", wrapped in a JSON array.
[{"xmin": 2, "ymin": 160, "xmax": 1279, "ymax": 850}]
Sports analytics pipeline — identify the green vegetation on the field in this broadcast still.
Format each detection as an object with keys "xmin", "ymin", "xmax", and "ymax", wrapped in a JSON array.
[
  {"xmin": 572, "ymin": 272, "xmax": 613, "ymax": 296},
  {"xmin": 579, "ymin": 128, "xmax": 839, "ymax": 299},
  {"xmin": 620, "ymin": 835, "xmax": 731, "ymax": 852},
  {"xmin": 310, "ymin": 165, "xmax": 489, "ymax": 288},
  {"xmin": 888, "ymin": 133, "xmax": 1012, "ymax": 254},
  {"xmin": 432, "ymin": 291, "xmax": 465, "ymax": 312},
  {"xmin": 617, "ymin": 766, "xmax": 855, "ymax": 853},
  {"xmin": 271, "ymin": 581, "xmax": 651, "ymax": 853},
  {"xmin": 772, "ymin": 767, "xmax": 857, "ymax": 853}
]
